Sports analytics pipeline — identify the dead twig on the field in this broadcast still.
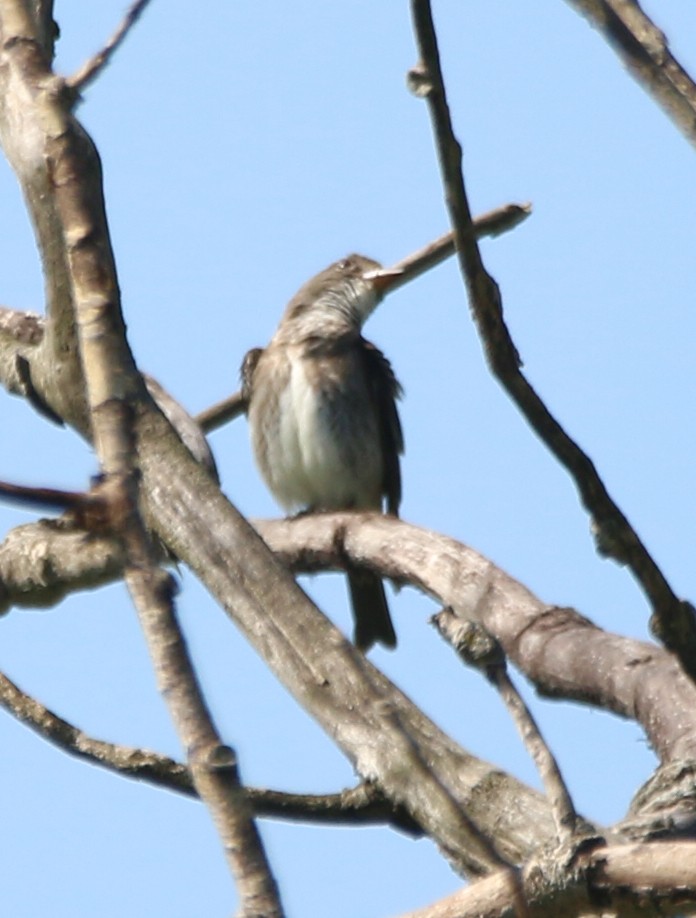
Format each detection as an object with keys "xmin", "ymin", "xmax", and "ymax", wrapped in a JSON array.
[{"xmin": 67, "ymin": 0, "xmax": 153, "ymax": 95}]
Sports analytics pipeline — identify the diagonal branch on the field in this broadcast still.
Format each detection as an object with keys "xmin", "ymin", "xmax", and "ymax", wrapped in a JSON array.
[
  {"xmin": 563, "ymin": 0, "xmax": 696, "ymax": 149},
  {"xmin": 434, "ymin": 610, "xmax": 580, "ymax": 846},
  {"xmin": 408, "ymin": 0, "xmax": 696, "ymax": 683},
  {"xmin": 66, "ymin": 0, "xmax": 153, "ymax": 95},
  {"xmin": 195, "ymin": 202, "xmax": 531, "ymax": 434},
  {"xmin": 0, "ymin": 668, "xmax": 193, "ymax": 792}
]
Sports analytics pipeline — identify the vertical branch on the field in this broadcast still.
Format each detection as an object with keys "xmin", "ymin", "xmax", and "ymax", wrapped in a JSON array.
[
  {"xmin": 125, "ymin": 567, "xmax": 285, "ymax": 917},
  {"xmin": 408, "ymin": 0, "xmax": 696, "ymax": 682},
  {"xmin": 0, "ymin": 4, "xmax": 285, "ymax": 914}
]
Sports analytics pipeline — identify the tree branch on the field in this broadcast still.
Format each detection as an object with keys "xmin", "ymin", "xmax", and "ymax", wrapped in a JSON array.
[
  {"xmin": 397, "ymin": 841, "xmax": 696, "ymax": 917},
  {"xmin": 434, "ymin": 610, "xmax": 580, "ymax": 846},
  {"xmin": 0, "ymin": 667, "xmax": 193, "ymax": 792},
  {"xmin": 66, "ymin": 0, "xmax": 153, "ymax": 95},
  {"xmin": 408, "ymin": 0, "xmax": 696, "ymax": 683},
  {"xmin": 3, "ymin": 508, "xmax": 696, "ymax": 769},
  {"xmin": 563, "ymin": 0, "xmax": 696, "ymax": 149},
  {"xmin": 0, "ymin": 666, "xmax": 423, "ymax": 835},
  {"xmin": 196, "ymin": 202, "xmax": 531, "ymax": 435},
  {"xmin": 255, "ymin": 512, "xmax": 696, "ymax": 766},
  {"xmin": 0, "ymin": 6, "xmax": 284, "ymax": 914},
  {"xmin": 0, "ymin": 518, "xmax": 124, "ymax": 612}
]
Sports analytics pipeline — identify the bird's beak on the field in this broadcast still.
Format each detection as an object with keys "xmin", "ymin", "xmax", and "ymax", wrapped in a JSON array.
[{"xmin": 363, "ymin": 266, "xmax": 406, "ymax": 297}]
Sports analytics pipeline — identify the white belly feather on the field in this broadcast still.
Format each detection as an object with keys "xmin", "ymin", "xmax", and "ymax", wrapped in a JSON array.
[{"xmin": 268, "ymin": 358, "xmax": 381, "ymax": 511}]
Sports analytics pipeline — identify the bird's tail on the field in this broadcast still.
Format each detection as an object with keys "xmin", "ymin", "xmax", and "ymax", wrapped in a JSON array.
[{"xmin": 347, "ymin": 569, "xmax": 397, "ymax": 651}]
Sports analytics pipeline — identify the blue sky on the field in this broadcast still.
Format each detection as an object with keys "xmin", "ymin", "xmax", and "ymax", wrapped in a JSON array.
[{"xmin": 1, "ymin": 2, "xmax": 695, "ymax": 915}]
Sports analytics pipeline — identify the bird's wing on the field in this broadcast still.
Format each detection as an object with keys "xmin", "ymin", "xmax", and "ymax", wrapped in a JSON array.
[
  {"xmin": 240, "ymin": 347, "xmax": 264, "ymax": 406},
  {"xmin": 360, "ymin": 338, "xmax": 404, "ymax": 516}
]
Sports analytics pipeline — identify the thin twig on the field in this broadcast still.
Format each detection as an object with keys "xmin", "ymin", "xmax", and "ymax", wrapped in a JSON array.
[
  {"xmin": 409, "ymin": 0, "xmax": 696, "ymax": 683},
  {"xmin": 0, "ymin": 667, "xmax": 422, "ymax": 834},
  {"xmin": 66, "ymin": 0, "xmax": 153, "ymax": 94},
  {"xmin": 196, "ymin": 389, "xmax": 247, "ymax": 433},
  {"xmin": 385, "ymin": 202, "xmax": 531, "ymax": 294},
  {"xmin": 0, "ymin": 479, "xmax": 85, "ymax": 512},
  {"xmin": 434, "ymin": 610, "xmax": 579, "ymax": 845},
  {"xmin": 564, "ymin": 0, "xmax": 696, "ymax": 149},
  {"xmin": 0, "ymin": 668, "xmax": 194, "ymax": 793},
  {"xmin": 196, "ymin": 202, "xmax": 531, "ymax": 435}
]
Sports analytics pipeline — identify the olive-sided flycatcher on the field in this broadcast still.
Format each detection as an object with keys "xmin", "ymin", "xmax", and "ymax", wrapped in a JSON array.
[{"xmin": 242, "ymin": 254, "xmax": 404, "ymax": 650}]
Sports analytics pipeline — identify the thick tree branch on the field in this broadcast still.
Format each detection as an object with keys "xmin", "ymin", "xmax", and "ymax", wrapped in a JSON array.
[
  {"xmin": 255, "ymin": 513, "xmax": 696, "ymax": 766},
  {"xmin": 3, "ymin": 509, "xmax": 696, "ymax": 772},
  {"xmin": 564, "ymin": 0, "xmax": 696, "ymax": 149},
  {"xmin": 409, "ymin": 0, "xmax": 696, "ymax": 682},
  {"xmin": 137, "ymin": 421, "xmax": 549, "ymax": 877},
  {"xmin": 401, "ymin": 842, "xmax": 696, "ymax": 918},
  {"xmin": 397, "ymin": 841, "xmax": 696, "ymax": 917}
]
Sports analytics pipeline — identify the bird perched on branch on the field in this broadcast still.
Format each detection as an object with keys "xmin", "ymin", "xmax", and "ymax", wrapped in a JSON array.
[{"xmin": 242, "ymin": 254, "xmax": 405, "ymax": 651}]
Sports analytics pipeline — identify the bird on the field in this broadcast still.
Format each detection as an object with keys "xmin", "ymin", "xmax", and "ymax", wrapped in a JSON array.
[{"xmin": 242, "ymin": 254, "xmax": 405, "ymax": 651}]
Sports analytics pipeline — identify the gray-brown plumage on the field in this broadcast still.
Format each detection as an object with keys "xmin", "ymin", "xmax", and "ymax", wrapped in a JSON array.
[{"xmin": 242, "ymin": 254, "xmax": 404, "ymax": 650}]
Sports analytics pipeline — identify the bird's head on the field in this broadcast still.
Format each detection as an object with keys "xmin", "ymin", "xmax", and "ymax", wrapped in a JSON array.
[{"xmin": 277, "ymin": 254, "xmax": 404, "ymax": 338}]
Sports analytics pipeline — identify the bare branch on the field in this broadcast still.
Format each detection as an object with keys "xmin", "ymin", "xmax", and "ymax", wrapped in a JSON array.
[
  {"xmin": 0, "ymin": 5, "xmax": 284, "ymax": 913},
  {"xmin": 0, "ymin": 518, "xmax": 124, "ymax": 613},
  {"xmin": 0, "ymin": 666, "xmax": 424, "ymax": 834},
  {"xmin": 196, "ymin": 388, "xmax": 247, "ymax": 434},
  {"xmin": 3, "ymin": 505, "xmax": 695, "ymax": 769},
  {"xmin": 408, "ymin": 0, "xmax": 696, "ymax": 682},
  {"xmin": 385, "ymin": 202, "xmax": 531, "ymax": 295},
  {"xmin": 196, "ymin": 202, "xmax": 531, "ymax": 435},
  {"xmin": 434, "ymin": 611, "xmax": 580, "ymax": 846},
  {"xmin": 255, "ymin": 512, "xmax": 696, "ymax": 765},
  {"xmin": 125, "ymin": 569, "xmax": 285, "ymax": 917},
  {"xmin": 397, "ymin": 841, "xmax": 696, "ymax": 918},
  {"xmin": 564, "ymin": 0, "xmax": 696, "ymax": 149},
  {"xmin": 66, "ymin": 0, "xmax": 154, "ymax": 95},
  {"xmin": 0, "ymin": 667, "xmax": 193, "ymax": 793}
]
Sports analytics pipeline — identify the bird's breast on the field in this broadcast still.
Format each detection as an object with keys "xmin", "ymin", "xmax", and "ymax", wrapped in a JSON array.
[{"xmin": 249, "ymin": 346, "xmax": 382, "ymax": 512}]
